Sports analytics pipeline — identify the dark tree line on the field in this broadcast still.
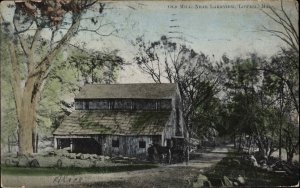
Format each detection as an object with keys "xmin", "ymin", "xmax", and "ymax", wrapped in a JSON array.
[{"xmin": 133, "ymin": 35, "xmax": 298, "ymax": 163}]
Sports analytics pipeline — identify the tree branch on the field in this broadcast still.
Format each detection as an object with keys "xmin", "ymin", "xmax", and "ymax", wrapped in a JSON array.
[
  {"xmin": 8, "ymin": 40, "xmax": 22, "ymax": 122},
  {"xmin": 12, "ymin": 11, "xmax": 30, "ymax": 58},
  {"xmin": 27, "ymin": 27, "xmax": 42, "ymax": 73}
]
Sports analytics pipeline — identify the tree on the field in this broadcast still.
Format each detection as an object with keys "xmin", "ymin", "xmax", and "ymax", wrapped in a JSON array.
[
  {"xmin": 221, "ymin": 51, "xmax": 299, "ymax": 162},
  {"xmin": 67, "ymin": 49, "xmax": 123, "ymax": 84},
  {"xmin": 1, "ymin": 30, "xmax": 19, "ymax": 152},
  {"xmin": 133, "ymin": 36, "xmax": 220, "ymax": 138},
  {"xmin": 38, "ymin": 47, "xmax": 123, "ymax": 137},
  {"xmin": 261, "ymin": 0, "xmax": 299, "ymax": 54},
  {"xmin": 261, "ymin": 1, "xmax": 299, "ymax": 161},
  {"xmin": 261, "ymin": 50, "xmax": 299, "ymax": 159},
  {"xmin": 222, "ymin": 54, "xmax": 283, "ymax": 158},
  {"xmin": 261, "ymin": 0, "xmax": 299, "ymax": 114},
  {"xmin": 0, "ymin": 0, "xmax": 116, "ymax": 154}
]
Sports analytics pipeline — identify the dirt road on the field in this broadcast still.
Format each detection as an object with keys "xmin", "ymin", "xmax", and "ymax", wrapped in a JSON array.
[{"xmin": 2, "ymin": 145, "xmax": 231, "ymax": 188}]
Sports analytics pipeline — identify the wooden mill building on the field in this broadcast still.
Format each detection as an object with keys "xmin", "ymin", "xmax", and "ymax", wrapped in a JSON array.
[{"xmin": 53, "ymin": 83, "xmax": 185, "ymax": 158}]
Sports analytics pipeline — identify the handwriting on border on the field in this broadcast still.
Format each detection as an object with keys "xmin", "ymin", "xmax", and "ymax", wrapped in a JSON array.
[{"xmin": 53, "ymin": 176, "xmax": 83, "ymax": 184}]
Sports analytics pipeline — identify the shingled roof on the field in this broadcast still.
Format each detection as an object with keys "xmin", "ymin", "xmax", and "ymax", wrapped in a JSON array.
[
  {"xmin": 75, "ymin": 83, "xmax": 177, "ymax": 99},
  {"xmin": 53, "ymin": 110, "xmax": 171, "ymax": 136}
]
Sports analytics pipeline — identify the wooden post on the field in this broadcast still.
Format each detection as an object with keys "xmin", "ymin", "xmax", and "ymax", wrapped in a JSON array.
[
  {"xmin": 70, "ymin": 138, "xmax": 73, "ymax": 152},
  {"xmin": 54, "ymin": 137, "xmax": 57, "ymax": 149},
  {"xmin": 32, "ymin": 132, "xmax": 35, "ymax": 153},
  {"xmin": 35, "ymin": 133, "xmax": 38, "ymax": 153},
  {"xmin": 186, "ymin": 138, "xmax": 189, "ymax": 165},
  {"xmin": 8, "ymin": 137, "xmax": 11, "ymax": 153}
]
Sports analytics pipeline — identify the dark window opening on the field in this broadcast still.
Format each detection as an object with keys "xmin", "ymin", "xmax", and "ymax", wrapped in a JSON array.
[
  {"xmin": 139, "ymin": 141, "xmax": 146, "ymax": 148},
  {"xmin": 113, "ymin": 99, "xmax": 132, "ymax": 110},
  {"xmin": 84, "ymin": 101, "xmax": 89, "ymax": 110},
  {"xmin": 58, "ymin": 138, "xmax": 70, "ymax": 149},
  {"xmin": 167, "ymin": 139, "xmax": 172, "ymax": 148},
  {"xmin": 112, "ymin": 139, "xmax": 119, "ymax": 148},
  {"xmin": 152, "ymin": 136, "xmax": 160, "ymax": 144},
  {"xmin": 73, "ymin": 138, "xmax": 102, "ymax": 155},
  {"xmin": 109, "ymin": 100, "xmax": 114, "ymax": 110}
]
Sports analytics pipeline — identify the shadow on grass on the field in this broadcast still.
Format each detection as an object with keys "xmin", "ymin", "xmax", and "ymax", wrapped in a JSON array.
[{"xmin": 1, "ymin": 164, "xmax": 158, "ymax": 176}]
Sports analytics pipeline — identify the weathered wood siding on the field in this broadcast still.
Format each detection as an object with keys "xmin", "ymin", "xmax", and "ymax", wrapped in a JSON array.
[
  {"xmin": 56, "ymin": 84, "xmax": 186, "ymax": 158},
  {"xmin": 161, "ymin": 91, "xmax": 184, "ymax": 143},
  {"xmin": 101, "ymin": 135, "xmax": 161, "ymax": 158},
  {"xmin": 174, "ymin": 93, "xmax": 184, "ymax": 137},
  {"xmin": 75, "ymin": 99, "xmax": 172, "ymax": 111},
  {"xmin": 55, "ymin": 135, "xmax": 161, "ymax": 157}
]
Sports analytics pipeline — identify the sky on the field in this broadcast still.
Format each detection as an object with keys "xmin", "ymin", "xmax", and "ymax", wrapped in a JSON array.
[
  {"xmin": 86, "ymin": 0, "xmax": 296, "ymax": 58},
  {"xmin": 76, "ymin": 0, "xmax": 298, "ymax": 83},
  {"xmin": 1, "ymin": 0, "xmax": 298, "ymax": 83}
]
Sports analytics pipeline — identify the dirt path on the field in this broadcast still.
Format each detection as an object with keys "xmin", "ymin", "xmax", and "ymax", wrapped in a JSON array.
[{"xmin": 2, "ymin": 145, "xmax": 231, "ymax": 188}]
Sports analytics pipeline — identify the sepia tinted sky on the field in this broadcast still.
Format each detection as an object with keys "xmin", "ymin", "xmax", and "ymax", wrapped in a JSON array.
[
  {"xmin": 94, "ymin": 0, "xmax": 298, "ymax": 82},
  {"xmin": 79, "ymin": 0, "xmax": 298, "ymax": 59},
  {"xmin": 1, "ymin": 0, "xmax": 298, "ymax": 83}
]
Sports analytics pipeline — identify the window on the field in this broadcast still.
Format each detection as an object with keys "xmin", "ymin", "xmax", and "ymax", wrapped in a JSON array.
[
  {"xmin": 89, "ymin": 100, "xmax": 110, "ymax": 110},
  {"xmin": 75, "ymin": 100, "xmax": 83, "ymax": 110},
  {"xmin": 112, "ymin": 139, "xmax": 119, "ymax": 148},
  {"xmin": 113, "ymin": 99, "xmax": 132, "ymax": 110},
  {"xmin": 133, "ymin": 99, "xmax": 156, "ymax": 110},
  {"xmin": 88, "ymin": 100, "xmax": 97, "ymax": 109},
  {"xmin": 98, "ymin": 100, "xmax": 109, "ymax": 109},
  {"xmin": 84, "ymin": 101, "xmax": 89, "ymax": 110},
  {"xmin": 152, "ymin": 136, "xmax": 160, "ymax": 144},
  {"xmin": 139, "ymin": 141, "xmax": 146, "ymax": 148}
]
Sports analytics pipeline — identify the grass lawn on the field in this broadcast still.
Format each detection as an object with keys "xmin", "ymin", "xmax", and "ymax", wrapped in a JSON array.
[{"xmin": 1, "ymin": 164, "xmax": 158, "ymax": 176}]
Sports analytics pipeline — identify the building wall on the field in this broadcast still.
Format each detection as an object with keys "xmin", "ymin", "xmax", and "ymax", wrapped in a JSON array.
[
  {"xmin": 161, "ymin": 90, "xmax": 185, "ymax": 141},
  {"xmin": 55, "ymin": 135, "xmax": 161, "ymax": 158},
  {"xmin": 75, "ymin": 99, "xmax": 172, "ymax": 111},
  {"xmin": 101, "ymin": 135, "xmax": 161, "ymax": 158}
]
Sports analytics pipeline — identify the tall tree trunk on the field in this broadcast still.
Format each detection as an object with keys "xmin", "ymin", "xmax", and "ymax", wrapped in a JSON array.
[
  {"xmin": 238, "ymin": 134, "xmax": 242, "ymax": 152},
  {"xmin": 3, "ymin": 8, "xmax": 82, "ymax": 155},
  {"xmin": 287, "ymin": 153, "xmax": 293, "ymax": 164},
  {"xmin": 279, "ymin": 122, "xmax": 282, "ymax": 159},
  {"xmin": 8, "ymin": 137, "xmax": 11, "ymax": 153},
  {"xmin": 18, "ymin": 77, "xmax": 39, "ymax": 154},
  {"xmin": 35, "ymin": 133, "xmax": 39, "ymax": 153},
  {"xmin": 279, "ymin": 81, "xmax": 284, "ymax": 160},
  {"xmin": 233, "ymin": 132, "xmax": 236, "ymax": 148}
]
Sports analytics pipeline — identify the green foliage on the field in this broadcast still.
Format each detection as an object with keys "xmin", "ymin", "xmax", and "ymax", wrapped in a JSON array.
[
  {"xmin": 222, "ymin": 54, "xmax": 282, "ymax": 146},
  {"xmin": 192, "ymin": 97, "xmax": 223, "ymax": 139},
  {"xmin": 133, "ymin": 36, "xmax": 221, "ymax": 140},
  {"xmin": 0, "ymin": 31, "xmax": 18, "ymax": 144},
  {"xmin": 220, "ymin": 49, "xmax": 299, "ymax": 160},
  {"xmin": 67, "ymin": 49, "xmax": 123, "ymax": 84},
  {"xmin": 37, "ymin": 48, "xmax": 123, "ymax": 136},
  {"xmin": 1, "ymin": 30, "xmax": 123, "ymax": 143}
]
